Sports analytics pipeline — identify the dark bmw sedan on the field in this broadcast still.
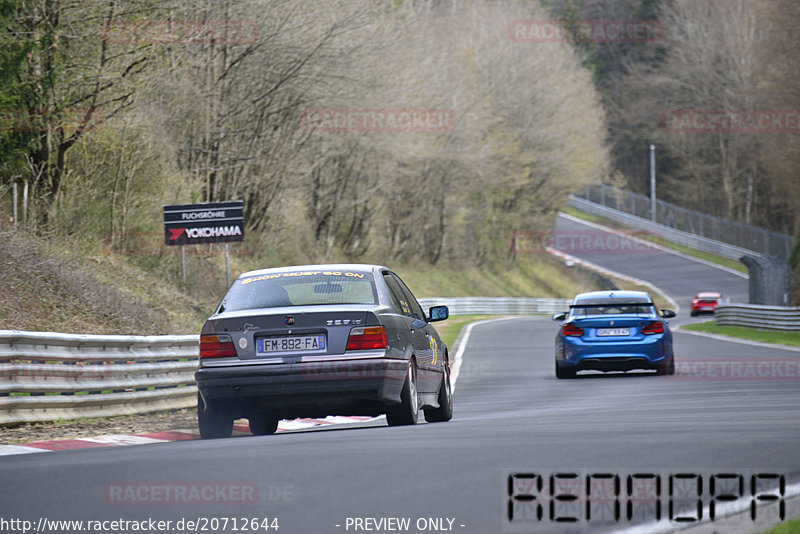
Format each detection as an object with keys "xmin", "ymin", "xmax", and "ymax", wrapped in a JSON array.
[{"xmin": 195, "ymin": 264, "xmax": 451, "ymax": 438}]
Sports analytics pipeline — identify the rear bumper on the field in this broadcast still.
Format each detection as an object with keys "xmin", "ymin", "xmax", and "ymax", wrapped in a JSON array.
[
  {"xmin": 558, "ymin": 336, "xmax": 669, "ymax": 372},
  {"xmin": 195, "ymin": 357, "xmax": 408, "ymax": 417},
  {"xmin": 559, "ymin": 356, "xmax": 664, "ymax": 372}
]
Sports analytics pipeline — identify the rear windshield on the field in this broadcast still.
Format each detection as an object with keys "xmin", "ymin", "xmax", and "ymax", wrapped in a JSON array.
[
  {"xmin": 219, "ymin": 271, "xmax": 377, "ymax": 312},
  {"xmin": 570, "ymin": 299, "xmax": 655, "ymax": 317}
]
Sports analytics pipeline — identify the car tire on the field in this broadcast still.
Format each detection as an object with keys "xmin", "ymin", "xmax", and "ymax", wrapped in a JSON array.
[
  {"xmin": 424, "ymin": 363, "xmax": 453, "ymax": 423},
  {"xmin": 555, "ymin": 361, "xmax": 576, "ymax": 379},
  {"xmin": 690, "ymin": 311, "xmax": 698, "ymax": 317},
  {"xmin": 386, "ymin": 361, "xmax": 419, "ymax": 426},
  {"xmin": 249, "ymin": 413, "xmax": 279, "ymax": 436},
  {"xmin": 197, "ymin": 392, "xmax": 233, "ymax": 439},
  {"xmin": 658, "ymin": 357, "xmax": 675, "ymax": 376}
]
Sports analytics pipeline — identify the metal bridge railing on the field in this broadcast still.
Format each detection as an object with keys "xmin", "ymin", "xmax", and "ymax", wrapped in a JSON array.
[
  {"xmin": 568, "ymin": 195, "xmax": 759, "ymax": 261},
  {"xmin": 576, "ymin": 184, "xmax": 793, "ymax": 259}
]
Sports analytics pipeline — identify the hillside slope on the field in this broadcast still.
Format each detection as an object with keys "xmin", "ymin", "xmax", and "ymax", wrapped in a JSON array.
[{"xmin": 0, "ymin": 226, "xmax": 612, "ymax": 335}]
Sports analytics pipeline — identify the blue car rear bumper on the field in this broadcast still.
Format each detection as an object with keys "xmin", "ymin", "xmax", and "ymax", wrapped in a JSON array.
[{"xmin": 557, "ymin": 335, "xmax": 670, "ymax": 372}]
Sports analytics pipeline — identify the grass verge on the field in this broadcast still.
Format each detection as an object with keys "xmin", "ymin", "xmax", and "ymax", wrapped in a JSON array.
[
  {"xmin": 398, "ymin": 254, "xmax": 605, "ymax": 300},
  {"xmin": 681, "ymin": 321, "xmax": 800, "ymax": 347},
  {"xmin": 761, "ymin": 517, "xmax": 800, "ymax": 533},
  {"xmin": 432, "ymin": 314, "xmax": 504, "ymax": 349},
  {"xmin": 562, "ymin": 205, "xmax": 748, "ymax": 274}
]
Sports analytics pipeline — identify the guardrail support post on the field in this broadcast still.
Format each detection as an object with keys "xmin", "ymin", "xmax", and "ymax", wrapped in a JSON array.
[
  {"xmin": 12, "ymin": 182, "xmax": 18, "ymax": 229},
  {"xmin": 225, "ymin": 242, "xmax": 230, "ymax": 287},
  {"xmin": 650, "ymin": 144, "xmax": 656, "ymax": 222}
]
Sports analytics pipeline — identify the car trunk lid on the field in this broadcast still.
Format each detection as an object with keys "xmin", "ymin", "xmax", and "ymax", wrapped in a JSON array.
[{"xmin": 203, "ymin": 306, "xmax": 379, "ymax": 362}]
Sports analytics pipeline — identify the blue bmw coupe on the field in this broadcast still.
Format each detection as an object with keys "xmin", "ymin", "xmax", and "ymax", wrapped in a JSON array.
[{"xmin": 553, "ymin": 290, "xmax": 676, "ymax": 378}]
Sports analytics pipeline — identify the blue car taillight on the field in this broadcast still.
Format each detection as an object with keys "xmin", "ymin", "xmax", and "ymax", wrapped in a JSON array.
[
  {"xmin": 641, "ymin": 321, "xmax": 664, "ymax": 335},
  {"xmin": 562, "ymin": 323, "xmax": 584, "ymax": 337}
]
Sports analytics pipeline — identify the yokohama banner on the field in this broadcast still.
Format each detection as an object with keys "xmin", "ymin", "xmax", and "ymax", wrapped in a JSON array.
[{"xmin": 163, "ymin": 201, "xmax": 244, "ymax": 246}]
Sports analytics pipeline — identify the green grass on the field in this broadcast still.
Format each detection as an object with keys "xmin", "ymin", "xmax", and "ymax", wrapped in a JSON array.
[
  {"xmin": 562, "ymin": 205, "xmax": 748, "ymax": 274},
  {"xmin": 398, "ymin": 254, "xmax": 603, "ymax": 300},
  {"xmin": 761, "ymin": 517, "xmax": 800, "ymax": 533},
  {"xmin": 562, "ymin": 205, "xmax": 619, "ymax": 226},
  {"xmin": 647, "ymin": 236, "xmax": 748, "ymax": 273},
  {"xmin": 681, "ymin": 321, "xmax": 800, "ymax": 346}
]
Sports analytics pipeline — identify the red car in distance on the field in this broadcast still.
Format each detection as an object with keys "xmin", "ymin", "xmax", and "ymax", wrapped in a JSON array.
[{"xmin": 690, "ymin": 292, "xmax": 723, "ymax": 316}]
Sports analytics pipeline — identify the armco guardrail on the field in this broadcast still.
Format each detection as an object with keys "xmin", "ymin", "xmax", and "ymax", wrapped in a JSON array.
[
  {"xmin": 715, "ymin": 304, "xmax": 800, "ymax": 332},
  {"xmin": 568, "ymin": 195, "xmax": 760, "ymax": 261},
  {"xmin": 419, "ymin": 297, "xmax": 570, "ymax": 315},
  {"xmin": 0, "ymin": 330, "xmax": 199, "ymax": 425},
  {"xmin": 576, "ymin": 183, "xmax": 793, "ymax": 259}
]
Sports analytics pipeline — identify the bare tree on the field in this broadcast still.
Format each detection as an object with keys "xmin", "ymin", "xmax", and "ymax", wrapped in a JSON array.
[
  {"xmin": 620, "ymin": 0, "xmax": 775, "ymax": 224},
  {"xmin": 12, "ymin": 0, "xmax": 162, "ymax": 222}
]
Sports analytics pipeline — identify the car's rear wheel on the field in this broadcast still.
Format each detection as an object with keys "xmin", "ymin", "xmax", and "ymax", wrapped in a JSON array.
[
  {"xmin": 658, "ymin": 356, "xmax": 675, "ymax": 376},
  {"xmin": 424, "ymin": 363, "xmax": 453, "ymax": 423},
  {"xmin": 386, "ymin": 361, "xmax": 418, "ymax": 426},
  {"xmin": 249, "ymin": 413, "xmax": 279, "ymax": 436},
  {"xmin": 197, "ymin": 392, "xmax": 233, "ymax": 439},
  {"xmin": 555, "ymin": 361, "xmax": 576, "ymax": 379},
  {"xmin": 690, "ymin": 311, "xmax": 698, "ymax": 317}
]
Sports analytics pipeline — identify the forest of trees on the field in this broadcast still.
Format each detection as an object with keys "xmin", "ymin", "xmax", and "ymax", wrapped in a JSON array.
[
  {"xmin": 549, "ymin": 0, "xmax": 800, "ymax": 235},
  {"xmin": 1, "ymin": 0, "xmax": 798, "ymax": 276}
]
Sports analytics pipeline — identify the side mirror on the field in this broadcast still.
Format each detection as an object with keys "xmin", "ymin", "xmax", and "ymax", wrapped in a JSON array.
[
  {"xmin": 428, "ymin": 305, "xmax": 449, "ymax": 322},
  {"xmin": 660, "ymin": 309, "xmax": 676, "ymax": 319},
  {"xmin": 552, "ymin": 312, "xmax": 567, "ymax": 321}
]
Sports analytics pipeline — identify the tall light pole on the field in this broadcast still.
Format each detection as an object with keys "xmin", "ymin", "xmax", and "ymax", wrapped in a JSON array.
[{"xmin": 650, "ymin": 144, "xmax": 656, "ymax": 222}]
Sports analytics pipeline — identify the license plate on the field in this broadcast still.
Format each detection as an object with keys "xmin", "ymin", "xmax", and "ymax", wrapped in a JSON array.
[
  {"xmin": 257, "ymin": 335, "xmax": 326, "ymax": 353},
  {"xmin": 596, "ymin": 328, "xmax": 630, "ymax": 337}
]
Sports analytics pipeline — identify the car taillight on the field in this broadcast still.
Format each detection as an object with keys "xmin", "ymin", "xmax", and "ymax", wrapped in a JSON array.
[
  {"xmin": 641, "ymin": 321, "xmax": 664, "ymax": 335},
  {"xmin": 346, "ymin": 326, "xmax": 388, "ymax": 351},
  {"xmin": 562, "ymin": 323, "xmax": 584, "ymax": 337},
  {"xmin": 200, "ymin": 334, "xmax": 237, "ymax": 359}
]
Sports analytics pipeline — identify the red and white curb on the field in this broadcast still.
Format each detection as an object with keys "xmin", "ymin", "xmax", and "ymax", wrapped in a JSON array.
[{"xmin": 0, "ymin": 416, "xmax": 380, "ymax": 456}]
